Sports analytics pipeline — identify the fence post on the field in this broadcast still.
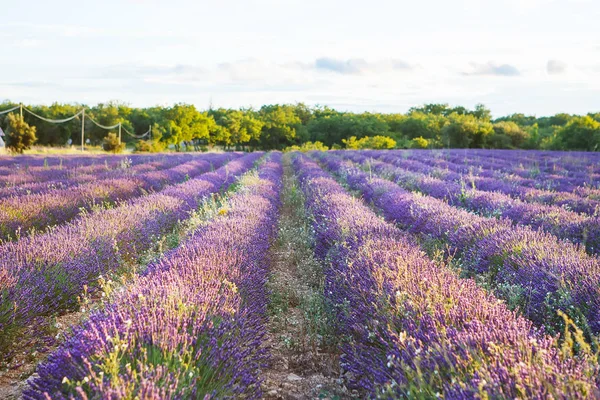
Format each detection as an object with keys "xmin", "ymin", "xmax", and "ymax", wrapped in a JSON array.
[{"xmin": 81, "ymin": 109, "xmax": 85, "ymax": 152}]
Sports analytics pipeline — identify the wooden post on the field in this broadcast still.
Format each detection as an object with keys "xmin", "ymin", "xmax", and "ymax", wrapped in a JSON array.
[{"xmin": 81, "ymin": 109, "xmax": 85, "ymax": 152}]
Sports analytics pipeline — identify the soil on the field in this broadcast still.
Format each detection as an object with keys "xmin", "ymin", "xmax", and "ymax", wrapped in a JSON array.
[
  {"xmin": 0, "ymin": 310, "xmax": 85, "ymax": 399},
  {"xmin": 260, "ymin": 157, "xmax": 357, "ymax": 400}
]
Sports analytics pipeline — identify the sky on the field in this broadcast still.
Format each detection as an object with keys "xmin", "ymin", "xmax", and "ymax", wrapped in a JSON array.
[{"xmin": 1, "ymin": 0, "xmax": 599, "ymax": 117}]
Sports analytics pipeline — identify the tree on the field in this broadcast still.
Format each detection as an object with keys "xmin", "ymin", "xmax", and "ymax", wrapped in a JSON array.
[
  {"xmin": 554, "ymin": 116, "xmax": 600, "ymax": 151},
  {"xmin": 308, "ymin": 112, "xmax": 389, "ymax": 147},
  {"xmin": 490, "ymin": 121, "xmax": 529, "ymax": 148},
  {"xmin": 163, "ymin": 104, "xmax": 215, "ymax": 151},
  {"xmin": 442, "ymin": 113, "xmax": 494, "ymax": 148},
  {"xmin": 102, "ymin": 133, "xmax": 125, "ymax": 153},
  {"xmin": 5, "ymin": 113, "xmax": 37, "ymax": 153},
  {"xmin": 26, "ymin": 103, "xmax": 81, "ymax": 146},
  {"xmin": 471, "ymin": 103, "xmax": 492, "ymax": 121},
  {"xmin": 87, "ymin": 102, "xmax": 132, "ymax": 145},
  {"xmin": 258, "ymin": 105, "xmax": 301, "ymax": 149},
  {"xmin": 210, "ymin": 109, "xmax": 264, "ymax": 148},
  {"xmin": 396, "ymin": 112, "xmax": 445, "ymax": 141},
  {"xmin": 409, "ymin": 103, "xmax": 452, "ymax": 116}
]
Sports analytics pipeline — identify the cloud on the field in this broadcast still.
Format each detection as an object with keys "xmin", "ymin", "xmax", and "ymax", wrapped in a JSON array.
[
  {"xmin": 547, "ymin": 59, "xmax": 567, "ymax": 75},
  {"xmin": 313, "ymin": 57, "xmax": 414, "ymax": 75},
  {"xmin": 97, "ymin": 64, "xmax": 206, "ymax": 80},
  {"xmin": 463, "ymin": 62, "xmax": 520, "ymax": 77},
  {"xmin": 0, "ymin": 81, "xmax": 56, "ymax": 88},
  {"xmin": 391, "ymin": 59, "xmax": 412, "ymax": 70},
  {"xmin": 315, "ymin": 58, "xmax": 369, "ymax": 74}
]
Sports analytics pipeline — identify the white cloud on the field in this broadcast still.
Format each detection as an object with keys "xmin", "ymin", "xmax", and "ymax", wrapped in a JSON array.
[
  {"xmin": 547, "ymin": 60, "xmax": 567, "ymax": 75},
  {"xmin": 462, "ymin": 62, "xmax": 521, "ymax": 77}
]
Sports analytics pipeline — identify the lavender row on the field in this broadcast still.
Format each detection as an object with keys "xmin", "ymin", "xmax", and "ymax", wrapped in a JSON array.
[
  {"xmin": 0, "ymin": 155, "xmax": 189, "ymax": 199},
  {"xmin": 365, "ymin": 150, "xmax": 600, "ymax": 216},
  {"xmin": 384, "ymin": 149, "xmax": 588, "ymax": 193},
  {"xmin": 0, "ymin": 154, "xmax": 152, "ymax": 170},
  {"xmin": 0, "ymin": 154, "xmax": 183, "ymax": 184},
  {"xmin": 438, "ymin": 152, "xmax": 600, "ymax": 212},
  {"xmin": 293, "ymin": 154, "xmax": 599, "ymax": 399},
  {"xmin": 26, "ymin": 153, "xmax": 283, "ymax": 399},
  {"xmin": 402, "ymin": 150, "xmax": 600, "ymax": 192},
  {"xmin": 314, "ymin": 152, "xmax": 600, "ymax": 337},
  {"xmin": 414, "ymin": 149, "xmax": 600, "ymax": 184},
  {"xmin": 439, "ymin": 149, "xmax": 600, "ymax": 177},
  {"xmin": 0, "ymin": 152, "xmax": 262, "ymax": 354},
  {"xmin": 0, "ymin": 154, "xmax": 239, "ymax": 241},
  {"xmin": 341, "ymin": 151, "xmax": 600, "ymax": 254},
  {"xmin": 413, "ymin": 150, "xmax": 600, "ymax": 204}
]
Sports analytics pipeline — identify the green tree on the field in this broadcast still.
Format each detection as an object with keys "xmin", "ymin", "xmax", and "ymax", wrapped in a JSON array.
[
  {"xmin": 490, "ymin": 121, "xmax": 529, "ymax": 148},
  {"xmin": 308, "ymin": 112, "xmax": 389, "ymax": 147},
  {"xmin": 5, "ymin": 113, "xmax": 37, "ymax": 153},
  {"xmin": 210, "ymin": 109, "xmax": 264, "ymax": 148},
  {"xmin": 258, "ymin": 105, "xmax": 301, "ymax": 149},
  {"xmin": 554, "ymin": 116, "xmax": 600, "ymax": 151},
  {"xmin": 442, "ymin": 113, "xmax": 494, "ymax": 148},
  {"xmin": 163, "ymin": 104, "xmax": 215, "ymax": 151},
  {"xmin": 87, "ymin": 102, "xmax": 132, "ymax": 145},
  {"xmin": 25, "ymin": 103, "xmax": 82, "ymax": 146},
  {"xmin": 471, "ymin": 103, "xmax": 492, "ymax": 121},
  {"xmin": 396, "ymin": 112, "xmax": 445, "ymax": 141}
]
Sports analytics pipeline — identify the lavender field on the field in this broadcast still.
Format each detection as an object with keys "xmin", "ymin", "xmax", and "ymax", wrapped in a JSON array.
[{"xmin": 1, "ymin": 150, "xmax": 600, "ymax": 399}]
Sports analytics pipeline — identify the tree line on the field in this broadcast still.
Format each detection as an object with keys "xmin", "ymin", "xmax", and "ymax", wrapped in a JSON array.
[{"xmin": 1, "ymin": 101, "xmax": 599, "ymax": 153}]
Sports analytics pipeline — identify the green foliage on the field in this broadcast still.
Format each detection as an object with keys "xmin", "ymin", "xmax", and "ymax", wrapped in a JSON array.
[
  {"xmin": 258, "ymin": 104, "xmax": 301, "ymax": 149},
  {"xmin": 553, "ymin": 116, "xmax": 600, "ymax": 151},
  {"xmin": 1, "ymin": 99, "xmax": 599, "ymax": 152},
  {"xmin": 26, "ymin": 103, "xmax": 82, "ymax": 145},
  {"xmin": 102, "ymin": 133, "xmax": 125, "ymax": 153},
  {"xmin": 163, "ymin": 104, "xmax": 216, "ymax": 150},
  {"xmin": 5, "ymin": 113, "xmax": 37, "ymax": 153},
  {"xmin": 209, "ymin": 108, "xmax": 264, "ymax": 147},
  {"xmin": 442, "ymin": 113, "xmax": 494, "ymax": 148},
  {"xmin": 134, "ymin": 139, "xmax": 165, "ymax": 153},
  {"xmin": 284, "ymin": 141, "xmax": 329, "ymax": 152},
  {"xmin": 343, "ymin": 135, "xmax": 396, "ymax": 149},
  {"xmin": 411, "ymin": 136, "xmax": 430, "ymax": 149},
  {"xmin": 86, "ymin": 102, "xmax": 132, "ymax": 145},
  {"xmin": 308, "ymin": 112, "xmax": 389, "ymax": 147},
  {"xmin": 489, "ymin": 121, "xmax": 529, "ymax": 148}
]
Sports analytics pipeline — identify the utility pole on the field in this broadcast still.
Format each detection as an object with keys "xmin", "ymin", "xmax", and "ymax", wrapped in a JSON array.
[
  {"xmin": 19, "ymin": 103, "xmax": 23, "ymax": 119},
  {"xmin": 118, "ymin": 123, "xmax": 122, "ymax": 145},
  {"xmin": 149, "ymin": 125, "xmax": 152, "ymax": 141},
  {"xmin": 81, "ymin": 109, "xmax": 85, "ymax": 152}
]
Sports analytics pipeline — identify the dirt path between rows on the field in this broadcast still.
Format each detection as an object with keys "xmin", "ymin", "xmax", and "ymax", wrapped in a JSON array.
[{"xmin": 260, "ymin": 155, "xmax": 356, "ymax": 400}]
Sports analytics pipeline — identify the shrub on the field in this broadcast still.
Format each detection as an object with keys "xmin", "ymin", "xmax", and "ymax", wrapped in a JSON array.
[
  {"xmin": 102, "ymin": 133, "xmax": 125, "ymax": 153},
  {"xmin": 5, "ymin": 114, "xmax": 37, "ymax": 154},
  {"xmin": 410, "ymin": 136, "xmax": 430, "ymax": 149},
  {"xmin": 343, "ymin": 135, "xmax": 396, "ymax": 150},
  {"xmin": 284, "ymin": 141, "xmax": 329, "ymax": 152},
  {"xmin": 134, "ymin": 139, "xmax": 166, "ymax": 153}
]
